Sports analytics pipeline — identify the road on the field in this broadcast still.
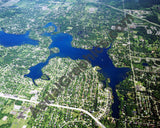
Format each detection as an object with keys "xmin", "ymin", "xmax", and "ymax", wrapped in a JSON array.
[
  {"xmin": 85, "ymin": 0, "xmax": 160, "ymax": 28},
  {"xmin": 102, "ymin": 4, "xmax": 160, "ymax": 28},
  {"xmin": 0, "ymin": 0, "xmax": 20, "ymax": 7},
  {"xmin": 0, "ymin": 93, "xmax": 106, "ymax": 128}
]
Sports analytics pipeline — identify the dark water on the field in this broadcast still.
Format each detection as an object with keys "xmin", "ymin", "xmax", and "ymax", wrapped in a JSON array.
[
  {"xmin": 142, "ymin": 63, "xmax": 148, "ymax": 66},
  {"xmin": 0, "ymin": 23, "xmax": 130, "ymax": 119},
  {"xmin": 0, "ymin": 30, "xmax": 39, "ymax": 47},
  {"xmin": 24, "ymin": 23, "xmax": 130, "ymax": 118}
]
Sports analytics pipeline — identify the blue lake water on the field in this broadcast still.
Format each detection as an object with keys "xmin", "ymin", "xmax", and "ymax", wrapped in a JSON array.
[
  {"xmin": 142, "ymin": 63, "xmax": 148, "ymax": 66},
  {"xmin": 0, "ymin": 23, "xmax": 130, "ymax": 119},
  {"xmin": 0, "ymin": 30, "xmax": 39, "ymax": 47}
]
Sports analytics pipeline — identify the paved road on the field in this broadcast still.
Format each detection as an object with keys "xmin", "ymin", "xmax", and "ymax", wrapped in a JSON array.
[
  {"xmin": 0, "ymin": 93, "xmax": 106, "ymax": 128},
  {"xmin": 0, "ymin": 0, "xmax": 20, "ymax": 7},
  {"xmin": 105, "ymin": 4, "xmax": 160, "ymax": 28}
]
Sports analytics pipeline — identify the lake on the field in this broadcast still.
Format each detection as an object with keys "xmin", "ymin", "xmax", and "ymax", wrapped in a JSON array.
[
  {"xmin": 0, "ymin": 30, "xmax": 39, "ymax": 47},
  {"xmin": 0, "ymin": 23, "xmax": 130, "ymax": 119}
]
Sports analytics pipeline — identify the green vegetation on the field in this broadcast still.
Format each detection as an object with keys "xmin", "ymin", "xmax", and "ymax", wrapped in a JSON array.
[
  {"xmin": 15, "ymin": 100, "xmax": 23, "ymax": 105},
  {"xmin": 0, "ymin": 0, "xmax": 159, "ymax": 127}
]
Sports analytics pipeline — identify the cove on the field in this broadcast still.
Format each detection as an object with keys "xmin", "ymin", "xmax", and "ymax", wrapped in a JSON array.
[
  {"xmin": 44, "ymin": 22, "xmax": 58, "ymax": 32},
  {"xmin": 24, "ymin": 23, "xmax": 131, "ymax": 119},
  {"xmin": 0, "ymin": 30, "xmax": 39, "ymax": 47}
]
